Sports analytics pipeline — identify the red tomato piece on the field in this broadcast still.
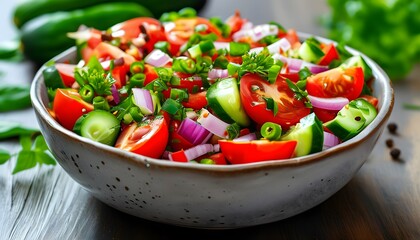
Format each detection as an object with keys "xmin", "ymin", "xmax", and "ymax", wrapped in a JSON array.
[
  {"xmin": 306, "ymin": 66, "xmax": 364, "ymax": 101},
  {"xmin": 55, "ymin": 63, "xmax": 76, "ymax": 87},
  {"xmin": 53, "ymin": 89, "xmax": 94, "ymax": 130},
  {"xmin": 168, "ymin": 120, "xmax": 194, "ymax": 152},
  {"xmin": 110, "ymin": 17, "xmax": 166, "ymax": 54},
  {"xmin": 226, "ymin": 10, "xmax": 246, "ymax": 36},
  {"xmin": 218, "ymin": 140, "xmax": 297, "ymax": 164},
  {"xmin": 318, "ymin": 43, "xmax": 340, "ymax": 66},
  {"xmin": 359, "ymin": 95, "xmax": 379, "ymax": 108},
  {"xmin": 93, "ymin": 42, "xmax": 136, "ymax": 66},
  {"xmin": 312, "ymin": 107, "xmax": 338, "ymax": 123},
  {"xmin": 111, "ymin": 64, "xmax": 129, "ymax": 89},
  {"xmin": 164, "ymin": 17, "xmax": 225, "ymax": 56},
  {"xmin": 181, "ymin": 91, "xmax": 208, "ymax": 110},
  {"xmin": 115, "ymin": 116, "xmax": 169, "ymax": 159},
  {"xmin": 240, "ymin": 73, "xmax": 311, "ymax": 129}
]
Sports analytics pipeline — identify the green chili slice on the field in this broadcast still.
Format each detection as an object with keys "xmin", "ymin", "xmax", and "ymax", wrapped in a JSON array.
[
  {"xmin": 93, "ymin": 96, "xmax": 110, "ymax": 111},
  {"xmin": 261, "ymin": 122, "xmax": 282, "ymax": 140},
  {"xmin": 79, "ymin": 84, "xmax": 95, "ymax": 103}
]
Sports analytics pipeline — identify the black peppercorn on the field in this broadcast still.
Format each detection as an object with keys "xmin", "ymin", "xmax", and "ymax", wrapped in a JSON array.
[
  {"xmin": 390, "ymin": 148, "xmax": 401, "ymax": 160},
  {"xmin": 385, "ymin": 138, "xmax": 394, "ymax": 148},
  {"xmin": 387, "ymin": 122, "xmax": 398, "ymax": 134}
]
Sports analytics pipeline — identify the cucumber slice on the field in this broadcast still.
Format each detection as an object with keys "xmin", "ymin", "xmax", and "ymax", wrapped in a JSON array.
[
  {"xmin": 206, "ymin": 78, "xmax": 250, "ymax": 127},
  {"xmin": 340, "ymin": 55, "xmax": 373, "ymax": 81},
  {"xmin": 80, "ymin": 110, "xmax": 121, "ymax": 146},
  {"xmin": 298, "ymin": 40, "xmax": 324, "ymax": 63},
  {"xmin": 42, "ymin": 65, "xmax": 65, "ymax": 89},
  {"xmin": 324, "ymin": 98, "xmax": 377, "ymax": 141},
  {"xmin": 281, "ymin": 113, "xmax": 324, "ymax": 157}
]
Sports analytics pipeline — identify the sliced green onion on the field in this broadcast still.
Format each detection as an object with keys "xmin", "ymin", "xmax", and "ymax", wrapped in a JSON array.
[
  {"xmin": 260, "ymin": 122, "xmax": 282, "ymax": 140},
  {"xmin": 173, "ymin": 58, "xmax": 196, "ymax": 74},
  {"xmin": 129, "ymin": 73, "xmax": 146, "ymax": 88},
  {"xmin": 170, "ymin": 88, "xmax": 189, "ymax": 102},
  {"xmin": 229, "ymin": 42, "xmax": 250, "ymax": 56},
  {"xmin": 200, "ymin": 158, "xmax": 215, "ymax": 164},
  {"xmin": 267, "ymin": 64, "xmax": 281, "ymax": 84},
  {"xmin": 162, "ymin": 98, "xmax": 183, "ymax": 115},
  {"xmin": 93, "ymin": 96, "xmax": 110, "ymax": 111},
  {"xmin": 263, "ymin": 97, "xmax": 278, "ymax": 116},
  {"xmin": 129, "ymin": 106, "xmax": 144, "ymax": 122},
  {"xmin": 130, "ymin": 61, "xmax": 145, "ymax": 74},
  {"xmin": 79, "ymin": 84, "xmax": 94, "ymax": 103},
  {"xmin": 154, "ymin": 41, "xmax": 170, "ymax": 54}
]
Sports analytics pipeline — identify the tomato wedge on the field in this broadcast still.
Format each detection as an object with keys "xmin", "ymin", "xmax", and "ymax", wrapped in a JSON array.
[
  {"xmin": 92, "ymin": 42, "xmax": 136, "ymax": 66},
  {"xmin": 164, "ymin": 17, "xmax": 225, "ymax": 55},
  {"xmin": 181, "ymin": 91, "xmax": 208, "ymax": 110},
  {"xmin": 240, "ymin": 73, "xmax": 311, "ymax": 129},
  {"xmin": 55, "ymin": 63, "xmax": 76, "ymax": 87},
  {"xmin": 318, "ymin": 43, "xmax": 339, "ymax": 66},
  {"xmin": 53, "ymin": 89, "xmax": 94, "ymax": 130},
  {"xmin": 115, "ymin": 116, "xmax": 168, "ymax": 158},
  {"xmin": 219, "ymin": 140, "xmax": 297, "ymax": 164},
  {"xmin": 168, "ymin": 120, "xmax": 194, "ymax": 152},
  {"xmin": 306, "ymin": 66, "xmax": 364, "ymax": 101}
]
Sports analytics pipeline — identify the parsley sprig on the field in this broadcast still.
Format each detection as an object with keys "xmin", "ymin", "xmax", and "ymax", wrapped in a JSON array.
[
  {"xmin": 75, "ymin": 68, "xmax": 116, "ymax": 96},
  {"xmin": 0, "ymin": 122, "xmax": 56, "ymax": 174},
  {"xmin": 235, "ymin": 48, "xmax": 283, "ymax": 83}
]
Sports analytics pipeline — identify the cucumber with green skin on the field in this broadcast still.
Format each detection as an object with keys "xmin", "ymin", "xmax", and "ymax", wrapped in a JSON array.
[
  {"xmin": 20, "ymin": 2, "xmax": 153, "ymax": 65},
  {"xmin": 13, "ymin": 0, "xmax": 208, "ymax": 29}
]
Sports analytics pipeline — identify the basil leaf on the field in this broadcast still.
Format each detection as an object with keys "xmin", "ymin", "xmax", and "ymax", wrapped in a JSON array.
[
  {"xmin": 33, "ymin": 135, "xmax": 49, "ymax": 152},
  {"xmin": 35, "ymin": 151, "xmax": 56, "ymax": 165},
  {"xmin": 0, "ymin": 85, "xmax": 31, "ymax": 112},
  {"xmin": 0, "ymin": 149, "xmax": 11, "ymax": 164},
  {"xmin": 0, "ymin": 121, "xmax": 39, "ymax": 140},
  {"xmin": 12, "ymin": 150, "xmax": 37, "ymax": 174}
]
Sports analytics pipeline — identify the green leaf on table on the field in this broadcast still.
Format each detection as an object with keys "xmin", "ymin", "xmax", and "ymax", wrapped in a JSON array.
[
  {"xmin": 12, "ymin": 150, "xmax": 37, "ymax": 174},
  {"xmin": 0, "ymin": 85, "xmax": 32, "ymax": 112},
  {"xmin": 35, "ymin": 151, "xmax": 56, "ymax": 165},
  {"xmin": 0, "ymin": 149, "xmax": 11, "ymax": 164},
  {"xmin": 20, "ymin": 135, "xmax": 32, "ymax": 151},
  {"xmin": 33, "ymin": 135, "xmax": 48, "ymax": 152},
  {"xmin": 0, "ymin": 121, "xmax": 39, "ymax": 140}
]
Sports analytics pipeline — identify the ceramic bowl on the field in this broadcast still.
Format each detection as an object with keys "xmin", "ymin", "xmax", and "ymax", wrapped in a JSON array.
[{"xmin": 30, "ymin": 34, "xmax": 394, "ymax": 229}]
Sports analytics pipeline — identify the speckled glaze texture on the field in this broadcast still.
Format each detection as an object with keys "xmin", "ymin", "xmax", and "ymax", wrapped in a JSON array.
[{"xmin": 31, "ymin": 34, "xmax": 394, "ymax": 229}]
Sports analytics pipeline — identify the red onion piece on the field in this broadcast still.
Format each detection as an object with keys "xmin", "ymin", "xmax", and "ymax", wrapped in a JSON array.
[
  {"xmin": 233, "ymin": 24, "xmax": 278, "ymax": 42},
  {"xmin": 272, "ymin": 54, "xmax": 329, "ymax": 73},
  {"xmin": 213, "ymin": 42, "xmax": 230, "ymax": 51},
  {"xmin": 323, "ymin": 131, "xmax": 341, "ymax": 149},
  {"xmin": 169, "ymin": 144, "xmax": 215, "ymax": 162},
  {"xmin": 267, "ymin": 38, "xmax": 291, "ymax": 54},
  {"xmin": 208, "ymin": 68, "xmax": 229, "ymax": 79},
  {"xmin": 233, "ymin": 132, "xmax": 257, "ymax": 142},
  {"xmin": 178, "ymin": 118, "xmax": 212, "ymax": 145},
  {"xmin": 308, "ymin": 95, "xmax": 349, "ymax": 111},
  {"xmin": 197, "ymin": 109, "xmax": 230, "ymax": 138},
  {"xmin": 144, "ymin": 49, "xmax": 172, "ymax": 67},
  {"xmin": 111, "ymin": 84, "xmax": 120, "ymax": 104},
  {"xmin": 132, "ymin": 88, "xmax": 154, "ymax": 115}
]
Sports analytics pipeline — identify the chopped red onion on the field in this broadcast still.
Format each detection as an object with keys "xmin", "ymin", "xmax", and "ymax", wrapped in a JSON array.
[
  {"xmin": 132, "ymin": 88, "xmax": 154, "ymax": 115},
  {"xmin": 267, "ymin": 38, "xmax": 291, "ymax": 54},
  {"xmin": 111, "ymin": 84, "xmax": 120, "ymax": 104},
  {"xmin": 144, "ymin": 49, "xmax": 172, "ymax": 67},
  {"xmin": 178, "ymin": 118, "xmax": 212, "ymax": 145},
  {"xmin": 308, "ymin": 95, "xmax": 349, "ymax": 111},
  {"xmin": 323, "ymin": 131, "xmax": 341, "ymax": 149},
  {"xmin": 272, "ymin": 54, "xmax": 329, "ymax": 73},
  {"xmin": 208, "ymin": 68, "xmax": 229, "ymax": 79},
  {"xmin": 197, "ymin": 109, "xmax": 230, "ymax": 138},
  {"xmin": 186, "ymin": 110, "xmax": 198, "ymax": 119},
  {"xmin": 233, "ymin": 24, "xmax": 278, "ymax": 42},
  {"xmin": 169, "ymin": 144, "xmax": 215, "ymax": 162},
  {"xmin": 233, "ymin": 132, "xmax": 257, "ymax": 142},
  {"xmin": 213, "ymin": 42, "xmax": 230, "ymax": 51},
  {"xmin": 249, "ymin": 47, "xmax": 264, "ymax": 55}
]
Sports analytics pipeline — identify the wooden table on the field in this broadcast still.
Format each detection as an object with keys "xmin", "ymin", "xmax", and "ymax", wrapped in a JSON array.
[{"xmin": 1, "ymin": 1, "xmax": 420, "ymax": 239}]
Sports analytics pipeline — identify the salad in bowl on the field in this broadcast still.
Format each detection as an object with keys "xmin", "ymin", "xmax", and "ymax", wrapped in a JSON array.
[
  {"xmin": 42, "ymin": 9, "xmax": 378, "ymax": 164},
  {"xmin": 31, "ymin": 8, "xmax": 392, "ymax": 228}
]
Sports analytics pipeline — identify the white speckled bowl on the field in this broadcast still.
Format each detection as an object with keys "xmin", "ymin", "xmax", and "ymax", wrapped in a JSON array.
[{"xmin": 31, "ymin": 34, "xmax": 394, "ymax": 229}]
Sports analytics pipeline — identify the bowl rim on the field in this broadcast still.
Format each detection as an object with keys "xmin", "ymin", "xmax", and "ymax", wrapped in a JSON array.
[{"xmin": 30, "ymin": 32, "xmax": 394, "ymax": 172}]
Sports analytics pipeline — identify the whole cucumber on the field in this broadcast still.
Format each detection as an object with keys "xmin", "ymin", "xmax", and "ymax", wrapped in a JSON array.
[
  {"xmin": 20, "ymin": 2, "xmax": 153, "ymax": 65},
  {"xmin": 13, "ymin": 0, "xmax": 207, "ymax": 29}
]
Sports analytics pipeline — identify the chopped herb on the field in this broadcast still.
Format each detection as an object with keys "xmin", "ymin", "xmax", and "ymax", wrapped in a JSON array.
[
  {"xmin": 226, "ymin": 123, "xmax": 241, "ymax": 139},
  {"xmin": 285, "ymin": 79, "xmax": 312, "ymax": 108},
  {"xmin": 237, "ymin": 48, "xmax": 282, "ymax": 82},
  {"xmin": 263, "ymin": 97, "xmax": 279, "ymax": 116}
]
